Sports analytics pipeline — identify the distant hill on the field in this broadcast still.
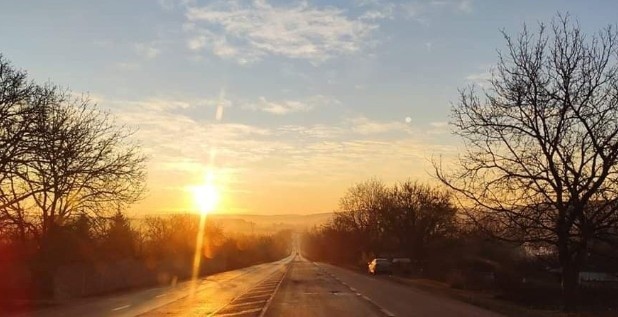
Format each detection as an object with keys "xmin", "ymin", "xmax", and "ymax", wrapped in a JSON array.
[
  {"xmin": 129, "ymin": 212, "xmax": 334, "ymax": 234},
  {"xmin": 207, "ymin": 212, "xmax": 334, "ymax": 234}
]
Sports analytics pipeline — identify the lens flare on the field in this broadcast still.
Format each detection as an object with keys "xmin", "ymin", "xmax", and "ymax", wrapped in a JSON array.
[
  {"xmin": 192, "ymin": 171, "xmax": 219, "ymax": 215},
  {"xmin": 191, "ymin": 89, "xmax": 225, "ymax": 297},
  {"xmin": 190, "ymin": 169, "xmax": 219, "ymax": 298}
]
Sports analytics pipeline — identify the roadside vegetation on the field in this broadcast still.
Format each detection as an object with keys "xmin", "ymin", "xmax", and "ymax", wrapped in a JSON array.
[
  {"xmin": 0, "ymin": 54, "xmax": 291, "ymax": 311},
  {"xmin": 304, "ymin": 14, "xmax": 618, "ymax": 314},
  {"xmin": 1, "ymin": 211, "xmax": 291, "ymax": 307}
]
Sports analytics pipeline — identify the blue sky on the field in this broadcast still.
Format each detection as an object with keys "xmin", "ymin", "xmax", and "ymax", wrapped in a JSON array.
[{"xmin": 1, "ymin": 0, "xmax": 617, "ymax": 214}]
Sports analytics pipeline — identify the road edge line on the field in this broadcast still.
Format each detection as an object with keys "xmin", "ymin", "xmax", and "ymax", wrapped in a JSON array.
[
  {"xmin": 207, "ymin": 257, "xmax": 292, "ymax": 317},
  {"xmin": 258, "ymin": 260, "xmax": 291, "ymax": 317}
]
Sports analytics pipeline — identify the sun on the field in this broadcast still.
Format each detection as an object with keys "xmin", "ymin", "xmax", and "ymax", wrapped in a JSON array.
[
  {"xmin": 194, "ymin": 183, "xmax": 219, "ymax": 214},
  {"xmin": 193, "ymin": 182, "xmax": 219, "ymax": 214}
]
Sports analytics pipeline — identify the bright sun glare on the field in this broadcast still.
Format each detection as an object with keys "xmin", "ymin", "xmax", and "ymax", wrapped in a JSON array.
[{"xmin": 193, "ymin": 172, "xmax": 219, "ymax": 214}]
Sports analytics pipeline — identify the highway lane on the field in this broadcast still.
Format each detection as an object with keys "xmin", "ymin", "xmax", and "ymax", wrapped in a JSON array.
[
  {"xmin": 17, "ymin": 254, "xmax": 505, "ymax": 316},
  {"xmin": 18, "ymin": 255, "xmax": 293, "ymax": 317},
  {"xmin": 265, "ymin": 256, "xmax": 383, "ymax": 317},
  {"xmin": 317, "ymin": 263, "xmax": 504, "ymax": 317}
]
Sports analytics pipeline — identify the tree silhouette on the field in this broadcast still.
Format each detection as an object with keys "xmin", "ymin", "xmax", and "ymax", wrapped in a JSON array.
[{"xmin": 437, "ymin": 14, "xmax": 618, "ymax": 311}]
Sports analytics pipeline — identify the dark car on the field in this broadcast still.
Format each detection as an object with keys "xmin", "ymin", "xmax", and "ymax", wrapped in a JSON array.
[{"xmin": 368, "ymin": 258, "xmax": 392, "ymax": 275}]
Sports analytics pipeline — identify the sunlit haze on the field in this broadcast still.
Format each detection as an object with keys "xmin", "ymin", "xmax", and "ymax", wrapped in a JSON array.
[{"xmin": 2, "ymin": 0, "xmax": 616, "ymax": 215}]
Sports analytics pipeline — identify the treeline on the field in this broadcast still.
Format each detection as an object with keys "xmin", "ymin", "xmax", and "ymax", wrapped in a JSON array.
[
  {"xmin": 302, "ymin": 179, "xmax": 503, "ymax": 291},
  {"xmin": 302, "ymin": 179, "xmax": 515, "ymax": 281},
  {"xmin": 303, "ymin": 179, "xmax": 458, "ymax": 270},
  {"xmin": 0, "ymin": 54, "xmax": 291, "ymax": 306},
  {"xmin": 303, "ymin": 178, "xmax": 618, "ymax": 309},
  {"xmin": 1, "ymin": 212, "xmax": 292, "ymax": 302}
]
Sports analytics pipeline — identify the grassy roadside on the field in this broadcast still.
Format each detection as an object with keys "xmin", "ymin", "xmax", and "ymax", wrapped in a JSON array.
[{"xmin": 322, "ymin": 261, "xmax": 616, "ymax": 317}]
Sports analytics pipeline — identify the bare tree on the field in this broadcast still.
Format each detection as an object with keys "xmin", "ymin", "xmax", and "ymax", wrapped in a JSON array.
[
  {"xmin": 0, "ymin": 55, "xmax": 35, "ymax": 211},
  {"xmin": 386, "ymin": 181, "xmax": 456, "ymax": 262},
  {"xmin": 436, "ymin": 14, "xmax": 618, "ymax": 311},
  {"xmin": 0, "ymin": 55, "xmax": 147, "ymax": 296},
  {"xmin": 22, "ymin": 92, "xmax": 146, "ymax": 240},
  {"xmin": 323, "ymin": 179, "xmax": 457, "ymax": 265},
  {"xmin": 0, "ymin": 55, "xmax": 146, "ymax": 240},
  {"xmin": 336, "ymin": 178, "xmax": 389, "ymax": 256},
  {"xmin": 0, "ymin": 55, "xmax": 55, "ymax": 239}
]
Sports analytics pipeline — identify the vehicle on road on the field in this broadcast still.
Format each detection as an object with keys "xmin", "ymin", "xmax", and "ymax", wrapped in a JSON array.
[
  {"xmin": 391, "ymin": 257, "xmax": 412, "ymax": 274},
  {"xmin": 368, "ymin": 258, "xmax": 392, "ymax": 275}
]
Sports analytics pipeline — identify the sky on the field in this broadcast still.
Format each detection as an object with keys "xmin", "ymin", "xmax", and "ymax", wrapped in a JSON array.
[{"xmin": 1, "ymin": 0, "xmax": 617, "ymax": 215}]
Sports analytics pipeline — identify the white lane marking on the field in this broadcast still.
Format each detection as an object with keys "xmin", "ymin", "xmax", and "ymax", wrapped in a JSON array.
[
  {"xmin": 219, "ymin": 307, "xmax": 263, "ymax": 315},
  {"xmin": 111, "ymin": 305, "xmax": 131, "ymax": 311},
  {"xmin": 258, "ymin": 266, "xmax": 289, "ymax": 317},
  {"xmin": 248, "ymin": 289, "xmax": 276, "ymax": 295},
  {"xmin": 226, "ymin": 299, "xmax": 268, "ymax": 307},
  {"xmin": 318, "ymin": 263, "xmax": 396, "ymax": 317}
]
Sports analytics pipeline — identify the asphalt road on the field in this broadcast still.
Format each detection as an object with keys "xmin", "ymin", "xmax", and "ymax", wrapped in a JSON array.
[
  {"xmin": 17, "ymin": 256, "xmax": 292, "ymax": 317},
  {"xmin": 264, "ymin": 256, "xmax": 382, "ymax": 317},
  {"xmin": 314, "ymin": 262, "xmax": 503, "ymax": 317},
  {"xmin": 17, "ymin": 254, "xmax": 504, "ymax": 317}
]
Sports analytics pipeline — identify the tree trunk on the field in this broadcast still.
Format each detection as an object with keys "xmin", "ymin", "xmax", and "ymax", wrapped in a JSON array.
[{"xmin": 561, "ymin": 261, "xmax": 580, "ymax": 312}]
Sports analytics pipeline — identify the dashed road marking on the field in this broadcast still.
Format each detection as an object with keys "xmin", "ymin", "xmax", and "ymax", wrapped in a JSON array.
[
  {"xmin": 217, "ymin": 307, "xmax": 262, "ymax": 316},
  {"xmin": 111, "ymin": 305, "xmax": 131, "ymax": 311},
  {"xmin": 317, "ymin": 264, "xmax": 396, "ymax": 317},
  {"xmin": 226, "ymin": 300, "xmax": 268, "ymax": 307},
  {"xmin": 209, "ymin": 264, "xmax": 290, "ymax": 317},
  {"xmin": 258, "ymin": 266, "xmax": 289, "ymax": 317}
]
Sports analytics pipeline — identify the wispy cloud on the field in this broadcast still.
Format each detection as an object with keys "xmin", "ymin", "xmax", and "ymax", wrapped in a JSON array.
[
  {"xmin": 134, "ymin": 42, "xmax": 161, "ymax": 59},
  {"xmin": 277, "ymin": 124, "xmax": 345, "ymax": 139},
  {"xmin": 430, "ymin": 121, "xmax": 448, "ymax": 128},
  {"xmin": 457, "ymin": 0, "xmax": 473, "ymax": 13},
  {"xmin": 115, "ymin": 62, "xmax": 141, "ymax": 71},
  {"xmin": 356, "ymin": 0, "xmax": 396, "ymax": 21},
  {"xmin": 249, "ymin": 97, "xmax": 312, "ymax": 115},
  {"xmin": 346, "ymin": 116, "xmax": 413, "ymax": 135},
  {"xmin": 465, "ymin": 66, "xmax": 492, "ymax": 87},
  {"xmin": 104, "ymin": 94, "xmax": 457, "ymax": 213},
  {"xmin": 183, "ymin": 0, "xmax": 379, "ymax": 64},
  {"xmin": 108, "ymin": 97, "xmax": 231, "ymax": 112},
  {"xmin": 158, "ymin": 0, "xmax": 195, "ymax": 11},
  {"xmin": 430, "ymin": 0, "xmax": 474, "ymax": 12},
  {"xmin": 402, "ymin": 0, "xmax": 473, "ymax": 24},
  {"xmin": 244, "ymin": 95, "xmax": 339, "ymax": 115},
  {"xmin": 428, "ymin": 121, "xmax": 450, "ymax": 134}
]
